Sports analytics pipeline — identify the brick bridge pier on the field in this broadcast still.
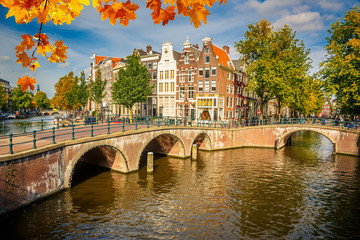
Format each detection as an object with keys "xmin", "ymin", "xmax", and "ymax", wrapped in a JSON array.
[{"xmin": 0, "ymin": 125, "xmax": 359, "ymax": 215}]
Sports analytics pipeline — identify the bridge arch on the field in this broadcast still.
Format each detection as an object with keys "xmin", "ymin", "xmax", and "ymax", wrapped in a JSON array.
[
  {"xmin": 136, "ymin": 132, "xmax": 186, "ymax": 169},
  {"xmin": 66, "ymin": 143, "xmax": 129, "ymax": 187},
  {"xmin": 278, "ymin": 129, "xmax": 336, "ymax": 152},
  {"xmin": 192, "ymin": 132, "xmax": 212, "ymax": 151}
]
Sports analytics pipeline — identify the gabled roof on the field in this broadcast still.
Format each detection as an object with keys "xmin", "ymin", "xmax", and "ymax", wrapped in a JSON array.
[
  {"xmin": 232, "ymin": 59, "xmax": 243, "ymax": 72},
  {"xmin": 212, "ymin": 44, "xmax": 234, "ymax": 70},
  {"xmin": 95, "ymin": 56, "xmax": 107, "ymax": 65},
  {"xmin": 96, "ymin": 56, "xmax": 123, "ymax": 68},
  {"xmin": 173, "ymin": 50, "xmax": 182, "ymax": 61},
  {"xmin": 190, "ymin": 46, "xmax": 201, "ymax": 59}
]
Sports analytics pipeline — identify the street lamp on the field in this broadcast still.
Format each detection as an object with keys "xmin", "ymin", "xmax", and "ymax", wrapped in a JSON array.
[{"xmin": 244, "ymin": 98, "xmax": 247, "ymax": 126}]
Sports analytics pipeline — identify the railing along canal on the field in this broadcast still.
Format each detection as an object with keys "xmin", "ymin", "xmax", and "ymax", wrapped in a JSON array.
[{"xmin": 0, "ymin": 116, "xmax": 359, "ymax": 155}]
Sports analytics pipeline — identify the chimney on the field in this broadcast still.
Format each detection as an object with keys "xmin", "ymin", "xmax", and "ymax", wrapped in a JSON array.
[
  {"xmin": 223, "ymin": 46, "xmax": 229, "ymax": 54},
  {"xmin": 147, "ymin": 45, "xmax": 152, "ymax": 53}
]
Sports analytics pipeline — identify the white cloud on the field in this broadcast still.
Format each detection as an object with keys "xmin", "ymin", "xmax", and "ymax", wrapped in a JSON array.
[
  {"xmin": 0, "ymin": 56, "xmax": 10, "ymax": 62},
  {"xmin": 58, "ymin": 62, "xmax": 70, "ymax": 68},
  {"xmin": 318, "ymin": 0, "xmax": 343, "ymax": 11},
  {"xmin": 273, "ymin": 12, "xmax": 324, "ymax": 31}
]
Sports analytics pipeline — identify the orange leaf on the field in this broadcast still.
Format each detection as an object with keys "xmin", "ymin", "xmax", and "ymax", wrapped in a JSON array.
[
  {"xmin": 146, "ymin": 0, "xmax": 162, "ymax": 19},
  {"xmin": 153, "ymin": 5, "xmax": 176, "ymax": 25},
  {"xmin": 17, "ymin": 75, "xmax": 37, "ymax": 91},
  {"xmin": 189, "ymin": 3, "xmax": 210, "ymax": 28},
  {"xmin": 16, "ymin": 52, "xmax": 31, "ymax": 67}
]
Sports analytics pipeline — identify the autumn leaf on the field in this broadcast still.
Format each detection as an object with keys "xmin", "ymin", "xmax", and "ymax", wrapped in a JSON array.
[
  {"xmin": 17, "ymin": 75, "xmax": 37, "ymax": 91},
  {"xmin": 189, "ymin": 3, "xmax": 210, "ymax": 28},
  {"xmin": 153, "ymin": 5, "xmax": 176, "ymax": 25}
]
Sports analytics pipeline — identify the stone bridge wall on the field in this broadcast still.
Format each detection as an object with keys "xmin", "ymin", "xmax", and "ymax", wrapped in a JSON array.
[{"xmin": 0, "ymin": 125, "xmax": 359, "ymax": 215}]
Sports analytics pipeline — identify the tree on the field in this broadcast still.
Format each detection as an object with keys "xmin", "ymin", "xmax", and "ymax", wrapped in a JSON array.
[
  {"xmin": 77, "ymin": 71, "xmax": 89, "ymax": 112},
  {"xmin": 112, "ymin": 53, "xmax": 154, "ymax": 121},
  {"xmin": 320, "ymin": 6, "xmax": 360, "ymax": 118},
  {"xmin": 34, "ymin": 91, "xmax": 51, "ymax": 110},
  {"xmin": 89, "ymin": 69, "xmax": 106, "ymax": 115},
  {"xmin": 290, "ymin": 76, "xmax": 324, "ymax": 116},
  {"xmin": 0, "ymin": 83, "xmax": 8, "ymax": 112},
  {"xmin": 1, "ymin": 1, "xmax": 227, "ymax": 91},
  {"xmin": 65, "ymin": 76, "xmax": 81, "ymax": 112},
  {"xmin": 51, "ymin": 72, "xmax": 77, "ymax": 110},
  {"xmin": 235, "ymin": 19, "xmax": 314, "ymax": 118},
  {"xmin": 11, "ymin": 85, "xmax": 34, "ymax": 111}
]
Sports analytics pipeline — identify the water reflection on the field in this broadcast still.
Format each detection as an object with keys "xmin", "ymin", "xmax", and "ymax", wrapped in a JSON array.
[
  {"xmin": 1, "ymin": 115, "xmax": 55, "ymax": 134},
  {"xmin": 1, "ymin": 131, "xmax": 359, "ymax": 239}
]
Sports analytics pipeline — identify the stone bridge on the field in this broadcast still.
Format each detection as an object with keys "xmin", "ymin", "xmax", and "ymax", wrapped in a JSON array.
[{"xmin": 0, "ymin": 125, "xmax": 359, "ymax": 215}]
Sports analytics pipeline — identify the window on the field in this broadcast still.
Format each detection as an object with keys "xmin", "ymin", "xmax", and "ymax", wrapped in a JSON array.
[
  {"xmin": 199, "ymin": 68, "xmax": 203, "ymax": 77},
  {"xmin": 205, "ymin": 56, "xmax": 210, "ymax": 63},
  {"xmin": 165, "ymin": 82, "xmax": 169, "ymax": 92},
  {"xmin": 227, "ymin": 96, "xmax": 229, "ymax": 107},
  {"xmin": 148, "ymin": 62, "xmax": 152, "ymax": 70},
  {"xmin": 205, "ymin": 68, "xmax": 210, "ymax": 78},
  {"xmin": 231, "ymin": 97, "xmax": 233, "ymax": 108},
  {"xmin": 188, "ymin": 86, "xmax": 194, "ymax": 99},
  {"xmin": 152, "ymin": 71, "xmax": 157, "ymax": 79},
  {"xmin": 230, "ymin": 111, "xmax": 233, "ymax": 118},
  {"xmin": 170, "ymin": 70, "xmax": 174, "ymax": 79},
  {"xmin": 178, "ymin": 104, "xmax": 182, "ymax": 117},
  {"xmin": 160, "ymin": 71, "xmax": 163, "ymax": 80},
  {"xmin": 165, "ymin": 70, "xmax": 169, "ymax": 79},
  {"xmin": 185, "ymin": 54, "xmax": 189, "ymax": 64},
  {"xmin": 227, "ymin": 72, "xmax": 230, "ymax": 79},
  {"xmin": 205, "ymin": 47, "xmax": 209, "ymax": 53},
  {"xmin": 171, "ymin": 82, "xmax": 175, "ymax": 92},
  {"xmin": 180, "ymin": 70, "xmax": 185, "ymax": 82},
  {"xmin": 180, "ymin": 86, "xmax": 185, "ymax": 99},
  {"xmin": 211, "ymin": 67, "xmax": 216, "ymax": 76},
  {"xmin": 227, "ymin": 84, "xmax": 230, "ymax": 93},
  {"xmin": 188, "ymin": 70, "xmax": 194, "ymax": 82},
  {"xmin": 231, "ymin": 85, "xmax": 234, "ymax": 94},
  {"xmin": 205, "ymin": 80, "xmax": 210, "ymax": 92},
  {"xmin": 211, "ymin": 80, "xmax": 216, "ymax": 92},
  {"xmin": 159, "ymin": 83, "xmax": 163, "ymax": 92},
  {"xmin": 198, "ymin": 81, "xmax": 203, "ymax": 92}
]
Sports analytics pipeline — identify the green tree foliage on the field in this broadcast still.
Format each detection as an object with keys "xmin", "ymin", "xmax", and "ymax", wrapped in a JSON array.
[
  {"xmin": 52, "ymin": 72, "xmax": 77, "ymax": 110},
  {"xmin": 34, "ymin": 91, "xmax": 51, "ymax": 110},
  {"xmin": 78, "ymin": 71, "xmax": 89, "ymax": 111},
  {"xmin": 235, "ymin": 19, "xmax": 320, "ymax": 117},
  {"xmin": 112, "ymin": 53, "xmax": 154, "ymax": 120},
  {"xmin": 11, "ymin": 85, "xmax": 34, "ymax": 111},
  {"xmin": 65, "ymin": 76, "xmax": 80, "ymax": 111},
  {"xmin": 89, "ymin": 69, "xmax": 106, "ymax": 113},
  {"xmin": 320, "ymin": 6, "xmax": 360, "ymax": 117},
  {"xmin": 0, "ymin": 83, "xmax": 8, "ymax": 112},
  {"xmin": 290, "ymin": 77, "xmax": 324, "ymax": 116}
]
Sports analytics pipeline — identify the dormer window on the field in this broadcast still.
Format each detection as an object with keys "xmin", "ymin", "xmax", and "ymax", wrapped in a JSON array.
[{"xmin": 205, "ymin": 47, "xmax": 209, "ymax": 54}]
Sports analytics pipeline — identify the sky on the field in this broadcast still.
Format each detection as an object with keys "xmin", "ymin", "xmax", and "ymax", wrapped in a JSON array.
[{"xmin": 0, "ymin": 0, "xmax": 358, "ymax": 98}]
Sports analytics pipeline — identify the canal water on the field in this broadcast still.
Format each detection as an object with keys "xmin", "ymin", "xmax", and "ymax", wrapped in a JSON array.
[
  {"xmin": 1, "ymin": 131, "xmax": 359, "ymax": 239},
  {"xmin": 1, "ymin": 115, "xmax": 55, "ymax": 134}
]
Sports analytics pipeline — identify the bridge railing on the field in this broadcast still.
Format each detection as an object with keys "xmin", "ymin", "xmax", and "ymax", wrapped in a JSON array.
[{"xmin": 0, "ymin": 116, "xmax": 359, "ymax": 155}]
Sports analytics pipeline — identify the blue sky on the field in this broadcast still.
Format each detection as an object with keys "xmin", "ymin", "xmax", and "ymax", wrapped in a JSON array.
[{"xmin": 0, "ymin": 0, "xmax": 358, "ymax": 98}]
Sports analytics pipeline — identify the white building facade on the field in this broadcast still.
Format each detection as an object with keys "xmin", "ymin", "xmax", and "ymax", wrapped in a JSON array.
[{"xmin": 157, "ymin": 42, "xmax": 179, "ymax": 117}]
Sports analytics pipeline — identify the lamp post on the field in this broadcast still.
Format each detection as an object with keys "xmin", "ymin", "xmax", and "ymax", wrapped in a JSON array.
[{"xmin": 244, "ymin": 98, "xmax": 247, "ymax": 126}]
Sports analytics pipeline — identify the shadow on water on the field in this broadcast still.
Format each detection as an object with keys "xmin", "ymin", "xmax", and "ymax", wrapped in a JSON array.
[{"xmin": 70, "ymin": 161, "xmax": 109, "ymax": 187}]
